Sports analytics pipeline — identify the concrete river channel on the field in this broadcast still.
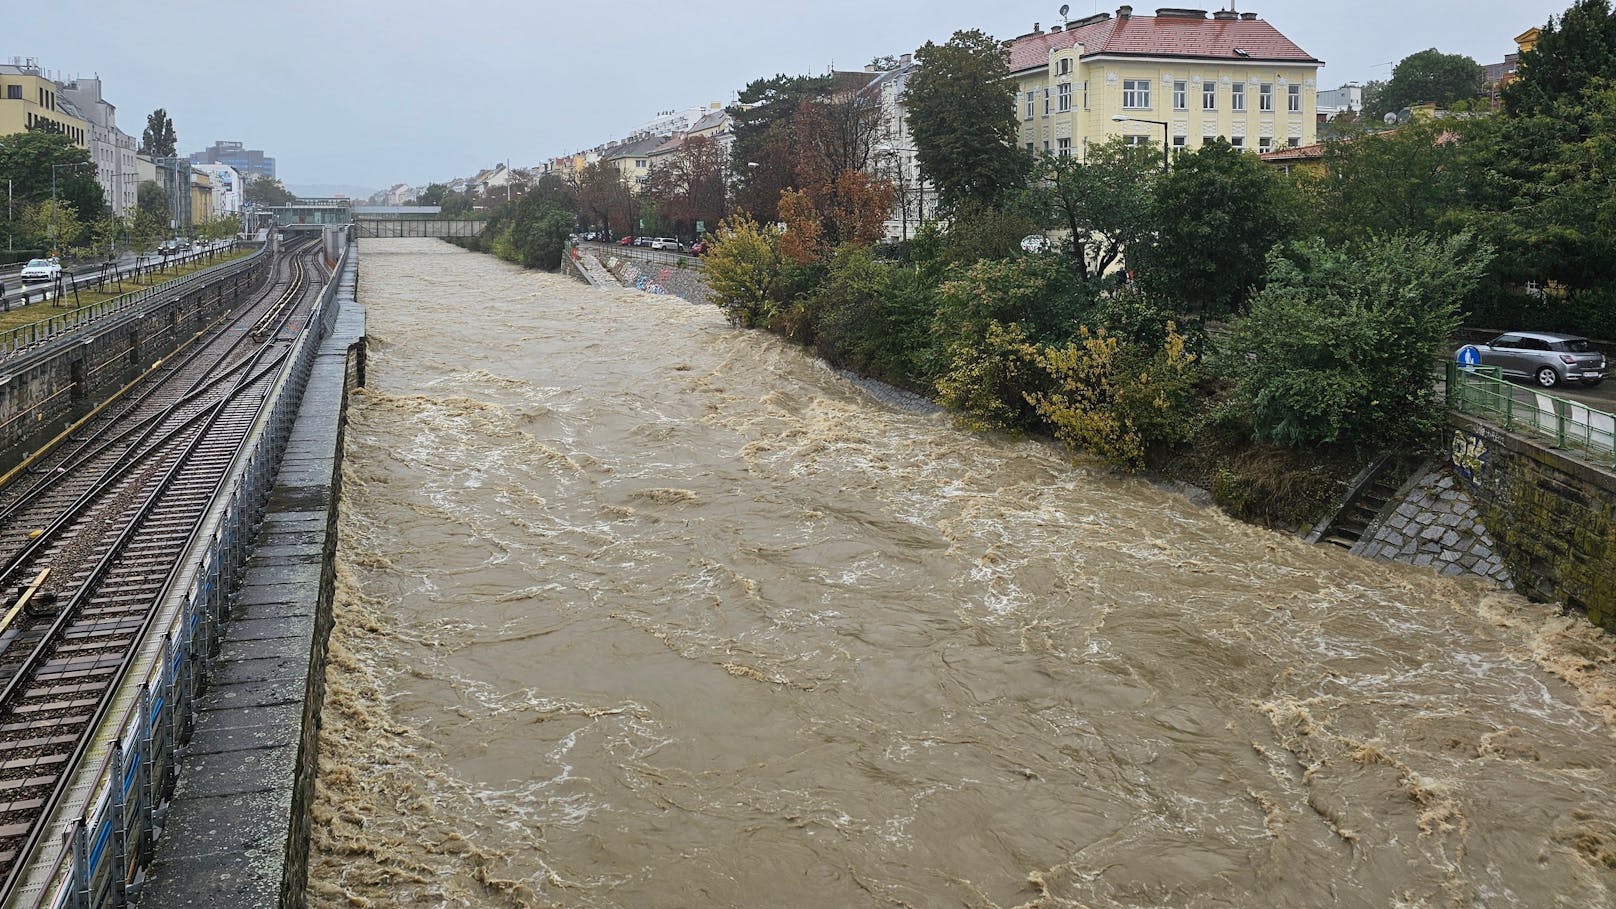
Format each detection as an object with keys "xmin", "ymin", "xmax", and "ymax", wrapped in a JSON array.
[{"xmin": 307, "ymin": 239, "xmax": 1616, "ymax": 907}]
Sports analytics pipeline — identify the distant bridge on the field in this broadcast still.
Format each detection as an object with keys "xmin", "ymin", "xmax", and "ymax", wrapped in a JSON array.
[{"xmin": 351, "ymin": 205, "xmax": 485, "ymax": 238}]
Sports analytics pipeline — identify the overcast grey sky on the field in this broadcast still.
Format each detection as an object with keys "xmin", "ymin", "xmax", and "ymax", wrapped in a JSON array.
[{"xmin": 11, "ymin": 1, "xmax": 1571, "ymax": 191}]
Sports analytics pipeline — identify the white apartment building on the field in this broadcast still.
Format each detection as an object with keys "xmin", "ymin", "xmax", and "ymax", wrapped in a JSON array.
[{"xmin": 57, "ymin": 76, "xmax": 139, "ymax": 217}]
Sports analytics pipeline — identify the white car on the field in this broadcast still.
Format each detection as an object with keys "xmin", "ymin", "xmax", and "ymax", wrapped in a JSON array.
[
  {"xmin": 19, "ymin": 258, "xmax": 62, "ymax": 283},
  {"xmin": 651, "ymin": 237, "xmax": 681, "ymax": 251}
]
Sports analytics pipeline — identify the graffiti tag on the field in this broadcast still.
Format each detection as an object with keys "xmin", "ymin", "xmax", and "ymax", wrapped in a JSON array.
[{"xmin": 1450, "ymin": 430, "xmax": 1489, "ymax": 482}]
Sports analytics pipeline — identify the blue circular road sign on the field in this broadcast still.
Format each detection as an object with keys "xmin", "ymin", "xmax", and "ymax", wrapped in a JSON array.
[{"xmin": 1457, "ymin": 345, "xmax": 1481, "ymax": 368}]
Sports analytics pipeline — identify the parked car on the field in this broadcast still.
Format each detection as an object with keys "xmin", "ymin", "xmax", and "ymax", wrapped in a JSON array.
[
  {"xmin": 651, "ymin": 237, "xmax": 681, "ymax": 251},
  {"xmin": 635, "ymin": 237, "xmax": 653, "ymax": 247},
  {"xmin": 1475, "ymin": 331, "xmax": 1607, "ymax": 387},
  {"xmin": 618, "ymin": 235, "xmax": 636, "ymax": 246},
  {"xmin": 19, "ymin": 258, "xmax": 62, "ymax": 283},
  {"xmin": 689, "ymin": 240, "xmax": 709, "ymax": 256}
]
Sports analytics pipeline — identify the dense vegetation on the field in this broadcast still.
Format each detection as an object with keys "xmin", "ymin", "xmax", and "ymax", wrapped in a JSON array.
[{"xmin": 695, "ymin": 0, "xmax": 1611, "ymax": 526}]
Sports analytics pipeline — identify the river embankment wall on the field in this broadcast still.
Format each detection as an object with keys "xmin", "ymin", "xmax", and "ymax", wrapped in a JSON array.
[
  {"xmin": 1447, "ymin": 413, "xmax": 1616, "ymax": 632},
  {"xmin": 140, "ymin": 249, "xmax": 363, "ymax": 908}
]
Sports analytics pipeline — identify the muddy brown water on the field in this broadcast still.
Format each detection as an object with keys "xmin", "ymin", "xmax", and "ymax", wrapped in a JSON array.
[{"xmin": 308, "ymin": 239, "xmax": 1616, "ymax": 908}]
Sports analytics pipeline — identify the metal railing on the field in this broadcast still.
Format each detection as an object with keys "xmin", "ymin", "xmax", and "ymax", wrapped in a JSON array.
[
  {"xmin": 1, "ymin": 245, "xmax": 262, "ymax": 358},
  {"xmin": 1447, "ymin": 362, "xmax": 1616, "ymax": 469},
  {"xmin": 16, "ymin": 241, "xmax": 353, "ymax": 909}
]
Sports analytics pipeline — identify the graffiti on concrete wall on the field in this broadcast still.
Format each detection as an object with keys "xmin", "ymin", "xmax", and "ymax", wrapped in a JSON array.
[{"xmin": 1450, "ymin": 430, "xmax": 1489, "ymax": 483}]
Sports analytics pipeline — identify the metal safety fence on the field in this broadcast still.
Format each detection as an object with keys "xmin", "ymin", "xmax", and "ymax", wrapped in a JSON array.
[
  {"xmin": 1, "ymin": 245, "xmax": 263, "ymax": 359},
  {"xmin": 1447, "ymin": 362, "xmax": 1616, "ymax": 469},
  {"xmin": 16, "ymin": 240, "xmax": 353, "ymax": 909}
]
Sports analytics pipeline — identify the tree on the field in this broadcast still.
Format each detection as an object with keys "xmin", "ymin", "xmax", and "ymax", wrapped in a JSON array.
[
  {"xmin": 137, "ymin": 179, "xmax": 172, "ymax": 223},
  {"xmin": 89, "ymin": 215, "xmax": 124, "ymax": 260},
  {"xmin": 1299, "ymin": 119, "xmax": 1465, "ymax": 242},
  {"xmin": 1034, "ymin": 139, "xmax": 1160, "ymax": 280},
  {"xmin": 574, "ymin": 161, "xmax": 636, "ymax": 237},
  {"xmin": 704, "ymin": 213, "xmax": 785, "ymax": 327},
  {"xmin": 1226, "ymin": 233, "xmax": 1492, "ymax": 448},
  {"xmin": 243, "ymin": 175, "xmax": 296, "ymax": 207},
  {"xmin": 642, "ymin": 135, "xmax": 727, "ymax": 235},
  {"xmin": 439, "ymin": 190, "xmax": 472, "ymax": 217},
  {"xmin": 906, "ymin": 29, "xmax": 1028, "ymax": 212},
  {"xmin": 130, "ymin": 209, "xmax": 166, "ymax": 257},
  {"xmin": 0, "ymin": 129, "xmax": 106, "ymax": 223},
  {"xmin": 140, "ymin": 109, "xmax": 177, "ymax": 157},
  {"xmin": 729, "ymin": 73, "xmax": 835, "ymax": 221},
  {"xmin": 415, "ymin": 183, "xmax": 448, "ymax": 206},
  {"xmin": 1504, "ymin": 0, "xmax": 1616, "ymax": 118},
  {"xmin": 23, "ymin": 199, "xmax": 82, "ymax": 254},
  {"xmin": 1365, "ymin": 49, "xmax": 1486, "ymax": 119},
  {"xmin": 1136, "ymin": 139, "xmax": 1298, "ymax": 325}
]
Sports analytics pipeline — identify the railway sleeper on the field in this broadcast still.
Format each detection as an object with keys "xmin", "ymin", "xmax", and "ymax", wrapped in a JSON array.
[
  {"xmin": 0, "ymin": 751, "xmax": 69, "ymax": 773},
  {"xmin": 20, "ymin": 681, "xmax": 113, "ymax": 701},
  {"xmin": 0, "ymin": 735, "xmax": 77, "ymax": 756},
  {"xmin": 0, "ymin": 715, "xmax": 89, "ymax": 737},
  {"xmin": 9, "ymin": 696, "xmax": 98, "ymax": 716},
  {"xmin": 61, "ymin": 617, "xmax": 145, "ymax": 638}
]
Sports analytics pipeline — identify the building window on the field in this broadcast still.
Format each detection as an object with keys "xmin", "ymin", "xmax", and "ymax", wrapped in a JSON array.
[
  {"xmin": 1203, "ymin": 83, "xmax": 1216, "ymax": 110},
  {"xmin": 1083, "ymin": 81, "xmax": 1090, "ymax": 110},
  {"xmin": 636, "ymin": 159, "xmax": 646, "ymax": 169},
  {"xmin": 1288, "ymin": 136, "xmax": 1301, "ymax": 147},
  {"xmin": 1259, "ymin": 136, "xmax": 1273, "ymax": 151},
  {"xmin": 1230, "ymin": 136, "xmax": 1245, "ymax": 148},
  {"xmin": 1124, "ymin": 135, "xmax": 1152, "ymax": 147},
  {"xmin": 1044, "ymin": 88, "xmax": 1051, "ymax": 116},
  {"xmin": 1043, "ymin": 140, "xmax": 1050, "ymax": 152},
  {"xmin": 1173, "ymin": 135, "xmax": 1187, "ymax": 148},
  {"xmin": 1025, "ymin": 91, "xmax": 1035, "ymax": 120},
  {"xmin": 5, "ymin": 85, "xmax": 19, "ymax": 100},
  {"xmin": 1057, "ymin": 137, "xmax": 1072, "ymax": 157},
  {"xmin": 1122, "ymin": 79, "xmax": 1151, "ymax": 109},
  {"xmin": 1056, "ymin": 57, "xmax": 1072, "ymax": 76},
  {"xmin": 1259, "ymin": 83, "xmax": 1273, "ymax": 111},
  {"xmin": 1288, "ymin": 84, "xmax": 1302, "ymax": 112},
  {"xmin": 1173, "ymin": 81, "xmax": 1187, "ymax": 111},
  {"xmin": 1058, "ymin": 82, "xmax": 1071, "ymax": 112},
  {"xmin": 1026, "ymin": 142, "xmax": 1035, "ymax": 151},
  {"xmin": 1231, "ymin": 83, "xmax": 1245, "ymax": 111},
  {"xmin": 1203, "ymin": 132, "xmax": 1218, "ymax": 146}
]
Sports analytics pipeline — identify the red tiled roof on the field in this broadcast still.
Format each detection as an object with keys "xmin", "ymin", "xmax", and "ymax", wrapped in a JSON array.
[
  {"xmin": 1008, "ymin": 12, "xmax": 1320, "ymax": 73},
  {"xmin": 1259, "ymin": 141, "xmax": 1324, "ymax": 162}
]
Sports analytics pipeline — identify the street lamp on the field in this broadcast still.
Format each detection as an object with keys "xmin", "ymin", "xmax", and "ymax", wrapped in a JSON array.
[
  {"xmin": 1111, "ymin": 115, "xmax": 1171, "ymax": 173},
  {"xmin": 874, "ymin": 144, "xmax": 909, "ymax": 241},
  {"xmin": 49, "ymin": 161, "xmax": 93, "ymax": 255}
]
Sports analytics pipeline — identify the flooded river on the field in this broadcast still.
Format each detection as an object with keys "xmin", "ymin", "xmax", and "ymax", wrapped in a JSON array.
[{"xmin": 308, "ymin": 239, "xmax": 1616, "ymax": 908}]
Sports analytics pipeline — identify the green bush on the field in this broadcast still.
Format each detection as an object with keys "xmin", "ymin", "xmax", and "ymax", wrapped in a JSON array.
[
  {"xmin": 1028, "ymin": 324, "xmax": 1200, "ymax": 470},
  {"xmin": 1226, "ymin": 232, "xmax": 1492, "ymax": 448}
]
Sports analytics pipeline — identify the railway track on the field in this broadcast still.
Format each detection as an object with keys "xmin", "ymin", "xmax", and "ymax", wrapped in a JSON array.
[{"xmin": 0, "ymin": 235, "xmax": 329, "ymax": 888}]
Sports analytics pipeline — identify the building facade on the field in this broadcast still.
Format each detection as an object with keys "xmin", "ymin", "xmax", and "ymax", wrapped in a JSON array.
[
  {"xmin": 0, "ymin": 59, "xmax": 89, "ymax": 146},
  {"xmin": 189, "ymin": 140, "xmax": 275, "ymax": 181},
  {"xmin": 1007, "ymin": 6, "xmax": 1321, "ymax": 162},
  {"xmin": 136, "ymin": 154, "xmax": 194, "ymax": 230},
  {"xmin": 57, "ymin": 76, "xmax": 139, "ymax": 217},
  {"xmin": 192, "ymin": 163, "xmax": 241, "ymax": 218}
]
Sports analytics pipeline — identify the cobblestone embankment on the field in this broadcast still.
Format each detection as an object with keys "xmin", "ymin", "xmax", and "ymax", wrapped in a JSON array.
[{"xmin": 1352, "ymin": 463, "xmax": 1511, "ymax": 584}]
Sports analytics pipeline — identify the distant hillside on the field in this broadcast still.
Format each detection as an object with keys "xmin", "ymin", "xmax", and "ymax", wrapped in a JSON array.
[{"xmin": 286, "ymin": 183, "xmax": 378, "ymax": 200}]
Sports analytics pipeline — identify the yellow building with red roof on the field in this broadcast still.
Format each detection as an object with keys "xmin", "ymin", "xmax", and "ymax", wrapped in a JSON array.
[{"xmin": 1008, "ymin": 6, "xmax": 1321, "ymax": 162}]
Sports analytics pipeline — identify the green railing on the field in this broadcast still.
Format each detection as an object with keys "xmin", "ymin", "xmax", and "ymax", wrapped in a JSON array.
[
  {"xmin": 0, "ymin": 245, "xmax": 265, "ymax": 358},
  {"xmin": 1447, "ymin": 362, "xmax": 1616, "ymax": 469}
]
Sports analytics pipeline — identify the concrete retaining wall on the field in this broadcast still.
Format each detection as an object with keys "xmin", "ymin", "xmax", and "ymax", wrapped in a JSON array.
[
  {"xmin": 0, "ymin": 253, "xmax": 271, "ymax": 457},
  {"xmin": 1449, "ymin": 413, "xmax": 1616, "ymax": 631},
  {"xmin": 140, "ymin": 250, "xmax": 363, "ymax": 908}
]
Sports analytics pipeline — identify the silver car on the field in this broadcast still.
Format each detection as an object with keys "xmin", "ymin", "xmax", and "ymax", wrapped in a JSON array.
[{"xmin": 1477, "ymin": 331, "xmax": 1607, "ymax": 388}]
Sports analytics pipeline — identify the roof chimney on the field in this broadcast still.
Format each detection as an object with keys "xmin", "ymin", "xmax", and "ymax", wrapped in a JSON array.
[
  {"xmin": 1033, "ymin": 22, "xmax": 1042, "ymax": 32},
  {"xmin": 1212, "ymin": 9, "xmax": 1237, "ymax": 19},
  {"xmin": 1050, "ymin": 24, "xmax": 1062, "ymax": 32},
  {"xmin": 901, "ymin": 52, "xmax": 912, "ymax": 64},
  {"xmin": 1240, "ymin": 11, "xmax": 1258, "ymax": 19},
  {"xmin": 1117, "ymin": 5, "xmax": 1133, "ymax": 17},
  {"xmin": 1156, "ymin": 8, "xmax": 1209, "ymax": 17}
]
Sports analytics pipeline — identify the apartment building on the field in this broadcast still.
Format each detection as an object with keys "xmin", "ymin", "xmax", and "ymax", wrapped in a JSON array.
[
  {"xmin": 58, "ymin": 76, "xmax": 139, "ymax": 217},
  {"xmin": 189, "ymin": 140, "xmax": 275, "ymax": 181},
  {"xmin": 0, "ymin": 59, "xmax": 89, "ymax": 147},
  {"xmin": 1007, "ymin": 6, "xmax": 1321, "ymax": 161}
]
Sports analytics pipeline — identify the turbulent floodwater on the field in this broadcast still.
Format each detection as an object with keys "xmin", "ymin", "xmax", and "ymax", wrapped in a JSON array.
[{"xmin": 308, "ymin": 239, "xmax": 1616, "ymax": 908}]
